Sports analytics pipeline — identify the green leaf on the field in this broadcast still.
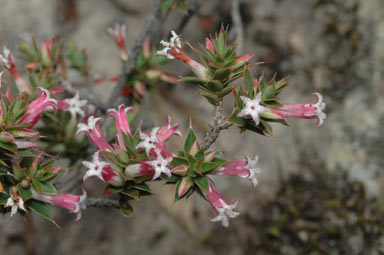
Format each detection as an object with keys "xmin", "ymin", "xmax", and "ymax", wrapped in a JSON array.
[
  {"xmin": 184, "ymin": 129, "xmax": 197, "ymax": 153},
  {"xmin": 217, "ymin": 86, "xmax": 233, "ymax": 97},
  {"xmin": 206, "ymin": 80, "xmax": 223, "ymax": 92},
  {"xmin": 103, "ymin": 185, "xmax": 123, "ymax": 195},
  {"xmin": 121, "ymin": 188, "xmax": 139, "ymax": 200},
  {"xmin": 17, "ymin": 183, "xmax": 32, "ymax": 201},
  {"xmin": 194, "ymin": 176, "xmax": 209, "ymax": 192},
  {"xmin": 230, "ymin": 108, "xmax": 246, "ymax": 126},
  {"xmin": 0, "ymin": 193, "xmax": 9, "ymax": 205},
  {"xmin": 39, "ymin": 182, "xmax": 58, "ymax": 195},
  {"xmin": 130, "ymin": 183, "xmax": 151, "ymax": 193},
  {"xmin": 25, "ymin": 199, "xmax": 55, "ymax": 223},
  {"xmin": 200, "ymin": 92, "xmax": 219, "ymax": 105},
  {"xmin": 245, "ymin": 69, "xmax": 254, "ymax": 96},
  {"xmin": 178, "ymin": 76, "xmax": 205, "ymax": 84},
  {"xmin": 262, "ymin": 86, "xmax": 276, "ymax": 100},
  {"xmin": 0, "ymin": 142, "xmax": 17, "ymax": 154},
  {"xmin": 213, "ymin": 68, "xmax": 231, "ymax": 81},
  {"xmin": 172, "ymin": 156, "xmax": 189, "ymax": 167},
  {"xmin": 201, "ymin": 162, "xmax": 218, "ymax": 173}
]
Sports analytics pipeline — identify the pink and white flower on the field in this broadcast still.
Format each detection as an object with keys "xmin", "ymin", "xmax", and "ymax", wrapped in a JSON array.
[
  {"xmin": 82, "ymin": 152, "xmax": 124, "ymax": 186},
  {"xmin": 107, "ymin": 104, "xmax": 133, "ymax": 148},
  {"xmin": 108, "ymin": 23, "xmax": 129, "ymax": 61},
  {"xmin": 202, "ymin": 182, "xmax": 239, "ymax": 227},
  {"xmin": 18, "ymin": 87, "xmax": 57, "ymax": 127},
  {"xmin": 269, "ymin": 92, "xmax": 326, "ymax": 126},
  {"xmin": 157, "ymin": 31, "xmax": 209, "ymax": 80},
  {"xmin": 31, "ymin": 189, "xmax": 87, "ymax": 221},
  {"xmin": 214, "ymin": 155, "xmax": 261, "ymax": 187},
  {"xmin": 137, "ymin": 117, "xmax": 180, "ymax": 157},
  {"xmin": 124, "ymin": 162, "xmax": 155, "ymax": 178},
  {"xmin": 77, "ymin": 116, "xmax": 113, "ymax": 152},
  {"xmin": 238, "ymin": 92, "xmax": 269, "ymax": 126},
  {"xmin": 147, "ymin": 150, "xmax": 172, "ymax": 180},
  {"xmin": 137, "ymin": 127, "xmax": 159, "ymax": 156}
]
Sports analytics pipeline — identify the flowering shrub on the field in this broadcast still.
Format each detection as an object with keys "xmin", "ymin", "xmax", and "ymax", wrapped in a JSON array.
[{"xmin": 0, "ymin": 20, "xmax": 326, "ymax": 228}]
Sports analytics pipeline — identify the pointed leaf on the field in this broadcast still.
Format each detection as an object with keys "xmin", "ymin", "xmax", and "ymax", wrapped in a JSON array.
[{"xmin": 194, "ymin": 175, "xmax": 209, "ymax": 192}]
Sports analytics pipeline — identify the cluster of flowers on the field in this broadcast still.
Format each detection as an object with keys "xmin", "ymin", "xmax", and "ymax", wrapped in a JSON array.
[
  {"xmin": 0, "ymin": 24, "xmax": 326, "ymax": 229},
  {"xmin": 0, "ymin": 84, "xmax": 86, "ymax": 221},
  {"xmin": 78, "ymin": 103, "xmax": 262, "ymax": 227},
  {"xmin": 0, "ymin": 37, "xmax": 94, "ymax": 221},
  {"xmin": 157, "ymin": 28, "xmax": 326, "ymax": 134}
]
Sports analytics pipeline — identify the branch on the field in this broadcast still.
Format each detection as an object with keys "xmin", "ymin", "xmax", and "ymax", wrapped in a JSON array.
[
  {"xmin": 107, "ymin": 0, "xmax": 163, "ymax": 108},
  {"xmin": 230, "ymin": 0, "xmax": 244, "ymax": 55},
  {"xmin": 85, "ymin": 197, "xmax": 120, "ymax": 209},
  {"xmin": 202, "ymin": 103, "xmax": 232, "ymax": 149}
]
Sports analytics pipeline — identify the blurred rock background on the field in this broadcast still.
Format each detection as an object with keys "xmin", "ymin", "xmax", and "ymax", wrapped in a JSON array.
[{"xmin": 0, "ymin": 0, "xmax": 383, "ymax": 254}]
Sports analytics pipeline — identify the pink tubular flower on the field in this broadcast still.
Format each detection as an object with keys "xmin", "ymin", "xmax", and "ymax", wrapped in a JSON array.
[
  {"xmin": 0, "ymin": 47, "xmax": 31, "ymax": 93},
  {"xmin": 202, "ymin": 181, "xmax": 240, "ymax": 227},
  {"xmin": 108, "ymin": 23, "xmax": 129, "ymax": 61},
  {"xmin": 124, "ymin": 162, "xmax": 155, "ymax": 178},
  {"xmin": 31, "ymin": 189, "xmax": 87, "ymax": 221},
  {"xmin": 77, "ymin": 116, "xmax": 113, "ymax": 152},
  {"xmin": 270, "ymin": 92, "xmax": 326, "ymax": 127},
  {"xmin": 82, "ymin": 152, "xmax": 124, "ymax": 186},
  {"xmin": 107, "ymin": 104, "xmax": 133, "ymax": 148},
  {"xmin": 238, "ymin": 92, "xmax": 269, "ymax": 126},
  {"xmin": 18, "ymin": 87, "xmax": 57, "ymax": 127},
  {"xmin": 214, "ymin": 155, "xmax": 261, "ymax": 187},
  {"xmin": 157, "ymin": 31, "xmax": 209, "ymax": 80}
]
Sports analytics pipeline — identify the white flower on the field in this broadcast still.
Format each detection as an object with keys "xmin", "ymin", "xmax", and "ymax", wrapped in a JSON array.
[
  {"xmin": 239, "ymin": 155, "xmax": 261, "ymax": 187},
  {"xmin": 64, "ymin": 91, "xmax": 87, "ymax": 119},
  {"xmin": 147, "ymin": 150, "xmax": 172, "ymax": 180},
  {"xmin": 5, "ymin": 194, "xmax": 26, "ymax": 217},
  {"xmin": 82, "ymin": 151, "xmax": 109, "ymax": 182},
  {"xmin": 136, "ymin": 127, "xmax": 159, "ymax": 156},
  {"xmin": 210, "ymin": 199, "xmax": 240, "ymax": 228},
  {"xmin": 156, "ymin": 30, "xmax": 181, "ymax": 59},
  {"xmin": 238, "ymin": 92, "xmax": 269, "ymax": 126},
  {"xmin": 312, "ymin": 92, "xmax": 326, "ymax": 126}
]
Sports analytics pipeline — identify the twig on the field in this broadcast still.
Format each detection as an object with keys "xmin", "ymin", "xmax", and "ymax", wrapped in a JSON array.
[
  {"xmin": 230, "ymin": 0, "xmax": 244, "ymax": 55},
  {"xmin": 202, "ymin": 103, "xmax": 232, "ymax": 149},
  {"xmin": 107, "ymin": 0, "xmax": 163, "ymax": 108},
  {"xmin": 85, "ymin": 197, "xmax": 120, "ymax": 209}
]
